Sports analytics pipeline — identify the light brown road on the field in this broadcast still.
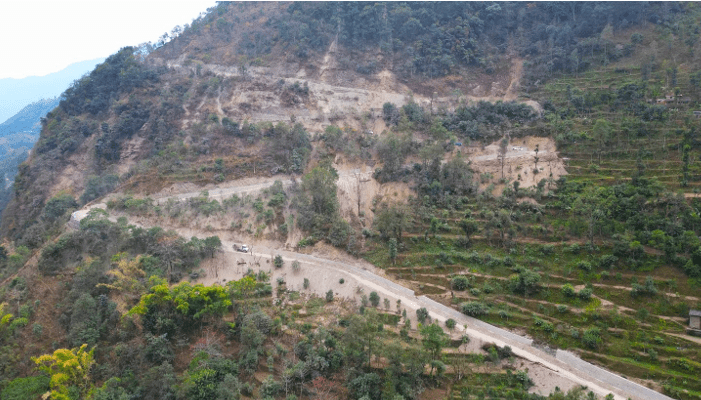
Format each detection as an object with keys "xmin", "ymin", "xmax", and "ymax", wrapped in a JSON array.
[{"xmin": 73, "ymin": 180, "xmax": 675, "ymax": 400}]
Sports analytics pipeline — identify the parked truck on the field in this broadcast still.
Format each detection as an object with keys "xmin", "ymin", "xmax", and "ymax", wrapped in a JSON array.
[{"xmin": 233, "ymin": 244, "xmax": 249, "ymax": 253}]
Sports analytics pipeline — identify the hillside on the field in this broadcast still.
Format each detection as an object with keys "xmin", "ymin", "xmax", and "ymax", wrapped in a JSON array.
[{"xmin": 1, "ymin": 2, "xmax": 701, "ymax": 400}]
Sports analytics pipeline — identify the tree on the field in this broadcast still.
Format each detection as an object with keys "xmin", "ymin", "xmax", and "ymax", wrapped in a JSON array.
[
  {"xmin": 297, "ymin": 165, "xmax": 342, "ymax": 239},
  {"xmin": 152, "ymin": 235, "xmax": 185, "ymax": 282},
  {"xmin": 369, "ymin": 291, "xmax": 380, "ymax": 307},
  {"xmin": 509, "ymin": 268, "xmax": 541, "ymax": 296},
  {"xmin": 98, "ymin": 254, "xmax": 146, "ymax": 299},
  {"xmin": 420, "ymin": 323, "xmax": 449, "ymax": 374},
  {"xmin": 302, "ymin": 166, "xmax": 339, "ymax": 219},
  {"xmin": 203, "ymin": 236, "xmax": 222, "ymax": 258},
  {"xmin": 326, "ymin": 290, "xmax": 334, "ymax": 302},
  {"xmin": 459, "ymin": 218, "xmax": 478, "ymax": 244},
  {"xmin": 343, "ymin": 310, "xmax": 383, "ymax": 368},
  {"xmin": 498, "ymin": 138, "xmax": 509, "ymax": 179},
  {"xmin": 274, "ymin": 255, "xmax": 284, "ymax": 269},
  {"xmin": 445, "ymin": 318, "xmax": 456, "ymax": 331},
  {"xmin": 681, "ymin": 143, "xmax": 691, "ymax": 187},
  {"xmin": 592, "ymin": 119, "xmax": 612, "ymax": 164},
  {"xmin": 374, "ymin": 203, "xmax": 410, "ymax": 241},
  {"xmin": 388, "ymin": 238, "xmax": 397, "ymax": 264},
  {"xmin": 42, "ymin": 194, "xmax": 78, "ymax": 222},
  {"xmin": 487, "ymin": 209, "xmax": 514, "ymax": 247},
  {"xmin": 33, "ymin": 344, "xmax": 96, "ymax": 400},
  {"xmin": 416, "ymin": 307, "xmax": 429, "ymax": 324}
]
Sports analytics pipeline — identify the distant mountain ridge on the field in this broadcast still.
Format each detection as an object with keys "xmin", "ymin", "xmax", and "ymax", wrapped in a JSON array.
[
  {"xmin": 0, "ymin": 97, "xmax": 61, "ymax": 217},
  {"xmin": 0, "ymin": 57, "xmax": 104, "ymax": 124},
  {"xmin": 0, "ymin": 97, "xmax": 59, "ymax": 146}
]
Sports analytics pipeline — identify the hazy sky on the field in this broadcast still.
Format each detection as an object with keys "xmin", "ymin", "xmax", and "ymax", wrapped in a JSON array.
[{"xmin": 0, "ymin": 0, "xmax": 218, "ymax": 79}]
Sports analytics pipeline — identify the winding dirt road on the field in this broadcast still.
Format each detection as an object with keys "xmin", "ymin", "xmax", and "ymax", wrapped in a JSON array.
[{"xmin": 75, "ymin": 179, "xmax": 674, "ymax": 400}]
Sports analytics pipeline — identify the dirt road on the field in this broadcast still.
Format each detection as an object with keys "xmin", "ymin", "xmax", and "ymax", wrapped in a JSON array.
[{"xmin": 75, "ymin": 180, "xmax": 673, "ymax": 400}]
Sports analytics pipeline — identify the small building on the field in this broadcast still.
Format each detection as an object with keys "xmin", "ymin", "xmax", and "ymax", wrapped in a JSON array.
[{"xmin": 691, "ymin": 309, "xmax": 701, "ymax": 330}]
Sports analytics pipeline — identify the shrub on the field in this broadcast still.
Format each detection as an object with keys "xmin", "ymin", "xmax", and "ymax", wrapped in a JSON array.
[
  {"xmin": 540, "ymin": 244, "xmax": 555, "ymax": 256},
  {"xmin": 445, "ymin": 318, "xmax": 456, "ymax": 330},
  {"xmin": 32, "ymin": 323, "xmax": 43, "ymax": 337},
  {"xmin": 260, "ymin": 376, "xmax": 282, "ymax": 398},
  {"xmin": 273, "ymin": 255, "xmax": 284, "ymax": 269},
  {"xmin": 576, "ymin": 261, "xmax": 592, "ymax": 272},
  {"xmin": 325, "ymin": 290, "xmax": 334, "ymax": 302},
  {"xmin": 578, "ymin": 288, "xmax": 593, "ymax": 301},
  {"xmin": 631, "ymin": 276, "xmax": 658, "ymax": 297},
  {"xmin": 509, "ymin": 269, "xmax": 541, "ymax": 295},
  {"xmin": 598, "ymin": 254, "xmax": 618, "ymax": 269},
  {"xmin": 303, "ymin": 278, "xmax": 310, "ymax": 289},
  {"xmin": 568, "ymin": 243, "xmax": 581, "ymax": 254},
  {"xmin": 557, "ymin": 305, "xmax": 568, "ymax": 313},
  {"xmin": 582, "ymin": 327, "xmax": 602, "ymax": 349},
  {"xmin": 460, "ymin": 302, "xmax": 489, "ymax": 317},
  {"xmin": 43, "ymin": 194, "xmax": 78, "ymax": 222},
  {"xmin": 648, "ymin": 349, "xmax": 658, "ymax": 361},
  {"xmin": 339, "ymin": 278, "xmax": 345, "ymax": 284},
  {"xmin": 451, "ymin": 275, "xmax": 470, "ymax": 291},
  {"xmin": 561, "ymin": 284, "xmax": 576, "ymax": 297}
]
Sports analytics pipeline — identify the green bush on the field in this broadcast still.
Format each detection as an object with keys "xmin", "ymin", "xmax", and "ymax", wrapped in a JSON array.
[
  {"xmin": 578, "ymin": 288, "xmax": 593, "ymax": 301},
  {"xmin": 460, "ymin": 302, "xmax": 489, "ymax": 317},
  {"xmin": 598, "ymin": 254, "xmax": 618, "ymax": 269},
  {"xmin": 451, "ymin": 275, "xmax": 470, "ymax": 291},
  {"xmin": 582, "ymin": 327, "xmax": 602, "ymax": 349},
  {"xmin": 576, "ymin": 261, "xmax": 592, "ymax": 272},
  {"xmin": 561, "ymin": 284, "xmax": 576, "ymax": 297}
]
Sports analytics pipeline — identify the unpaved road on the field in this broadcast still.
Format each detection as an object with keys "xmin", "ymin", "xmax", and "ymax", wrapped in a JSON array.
[{"xmin": 75, "ymin": 180, "xmax": 673, "ymax": 400}]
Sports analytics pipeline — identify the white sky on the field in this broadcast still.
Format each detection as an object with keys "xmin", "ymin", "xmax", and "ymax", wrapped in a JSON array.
[{"xmin": 0, "ymin": 0, "xmax": 218, "ymax": 79}]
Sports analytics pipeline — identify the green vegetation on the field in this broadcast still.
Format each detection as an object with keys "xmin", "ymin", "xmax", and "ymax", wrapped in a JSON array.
[{"xmin": 4, "ymin": 2, "xmax": 701, "ymax": 399}]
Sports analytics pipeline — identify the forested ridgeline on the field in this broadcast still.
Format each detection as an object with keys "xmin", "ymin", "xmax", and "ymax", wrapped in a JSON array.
[{"xmin": 160, "ymin": 2, "xmax": 687, "ymax": 87}]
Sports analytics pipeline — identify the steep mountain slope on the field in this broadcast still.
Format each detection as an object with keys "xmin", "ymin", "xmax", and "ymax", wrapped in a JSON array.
[{"xmin": 1, "ymin": 3, "xmax": 701, "ymax": 400}]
